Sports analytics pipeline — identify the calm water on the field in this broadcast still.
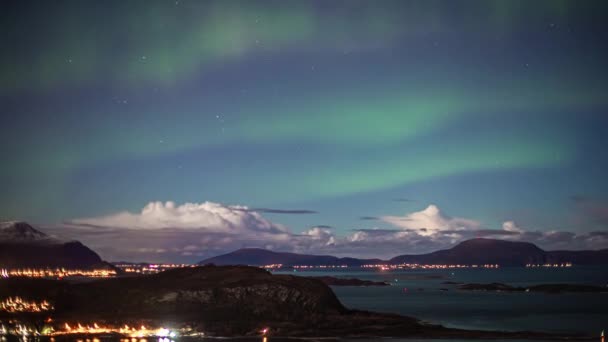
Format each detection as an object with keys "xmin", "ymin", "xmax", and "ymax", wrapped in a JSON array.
[{"xmin": 276, "ymin": 266, "xmax": 608, "ymax": 335}]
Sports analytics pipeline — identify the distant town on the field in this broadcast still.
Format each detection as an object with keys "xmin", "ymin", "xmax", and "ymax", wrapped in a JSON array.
[{"xmin": 0, "ymin": 261, "xmax": 574, "ymax": 280}]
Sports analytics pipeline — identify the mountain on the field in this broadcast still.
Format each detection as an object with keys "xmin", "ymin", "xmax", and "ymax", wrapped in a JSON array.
[
  {"xmin": 390, "ymin": 238, "xmax": 608, "ymax": 266},
  {"xmin": 0, "ymin": 221, "xmax": 50, "ymax": 242},
  {"xmin": 0, "ymin": 221, "xmax": 104, "ymax": 269},
  {"xmin": 199, "ymin": 248, "xmax": 383, "ymax": 267}
]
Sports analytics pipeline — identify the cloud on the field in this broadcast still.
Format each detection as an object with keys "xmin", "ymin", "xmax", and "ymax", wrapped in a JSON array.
[
  {"xmin": 300, "ymin": 227, "xmax": 336, "ymax": 247},
  {"xmin": 60, "ymin": 201, "xmax": 333, "ymax": 262},
  {"xmin": 502, "ymin": 221, "xmax": 524, "ymax": 233},
  {"xmin": 68, "ymin": 201, "xmax": 288, "ymax": 234},
  {"xmin": 52, "ymin": 201, "xmax": 608, "ymax": 262},
  {"xmin": 381, "ymin": 204, "xmax": 481, "ymax": 236},
  {"xmin": 355, "ymin": 205, "xmax": 608, "ymax": 256}
]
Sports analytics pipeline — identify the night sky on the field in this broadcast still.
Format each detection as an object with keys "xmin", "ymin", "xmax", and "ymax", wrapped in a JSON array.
[{"xmin": 2, "ymin": 0, "xmax": 608, "ymax": 262}]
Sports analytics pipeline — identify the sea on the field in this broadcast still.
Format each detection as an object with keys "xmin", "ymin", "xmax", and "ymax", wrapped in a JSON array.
[{"xmin": 275, "ymin": 266, "xmax": 608, "ymax": 339}]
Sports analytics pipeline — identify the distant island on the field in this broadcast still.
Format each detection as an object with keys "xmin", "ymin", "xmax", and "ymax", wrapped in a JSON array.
[
  {"xmin": 199, "ymin": 238, "xmax": 608, "ymax": 267},
  {"xmin": 199, "ymin": 248, "xmax": 383, "ymax": 267}
]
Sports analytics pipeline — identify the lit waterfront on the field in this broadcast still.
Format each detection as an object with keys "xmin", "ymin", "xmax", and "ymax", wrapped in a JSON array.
[
  {"xmin": 113, "ymin": 264, "xmax": 196, "ymax": 275},
  {"xmin": 525, "ymin": 263, "xmax": 572, "ymax": 268},
  {"xmin": 0, "ymin": 322, "xmax": 196, "ymax": 339},
  {"xmin": 265, "ymin": 263, "xmax": 502, "ymax": 270},
  {"xmin": 114, "ymin": 263, "xmax": 576, "ymax": 274},
  {"xmin": 58, "ymin": 324, "xmax": 180, "ymax": 338},
  {"xmin": 264, "ymin": 263, "xmax": 576, "ymax": 271},
  {"xmin": 0, "ymin": 269, "xmax": 116, "ymax": 279},
  {"xmin": 0, "ymin": 263, "xmax": 575, "ymax": 280}
]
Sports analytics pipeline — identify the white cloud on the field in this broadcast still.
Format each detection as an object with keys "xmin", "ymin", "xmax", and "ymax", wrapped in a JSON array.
[
  {"xmin": 51, "ymin": 201, "xmax": 608, "ymax": 262},
  {"xmin": 302, "ymin": 227, "xmax": 336, "ymax": 246},
  {"xmin": 502, "ymin": 221, "xmax": 524, "ymax": 233},
  {"xmin": 381, "ymin": 204, "xmax": 480, "ymax": 236},
  {"xmin": 69, "ymin": 201, "xmax": 288, "ymax": 234}
]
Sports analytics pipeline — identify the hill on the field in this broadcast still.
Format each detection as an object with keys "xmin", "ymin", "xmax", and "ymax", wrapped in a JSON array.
[
  {"xmin": 0, "ymin": 221, "xmax": 104, "ymax": 269},
  {"xmin": 390, "ymin": 238, "xmax": 608, "ymax": 266},
  {"xmin": 390, "ymin": 238, "xmax": 545, "ymax": 266},
  {"xmin": 199, "ymin": 248, "xmax": 383, "ymax": 266}
]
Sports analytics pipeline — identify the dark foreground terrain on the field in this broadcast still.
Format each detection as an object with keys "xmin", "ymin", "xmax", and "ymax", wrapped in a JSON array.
[{"xmin": 0, "ymin": 266, "xmax": 593, "ymax": 339}]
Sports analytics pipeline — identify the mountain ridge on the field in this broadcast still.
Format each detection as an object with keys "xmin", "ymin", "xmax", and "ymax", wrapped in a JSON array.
[
  {"xmin": 199, "ymin": 238, "xmax": 608, "ymax": 267},
  {"xmin": 199, "ymin": 247, "xmax": 383, "ymax": 267}
]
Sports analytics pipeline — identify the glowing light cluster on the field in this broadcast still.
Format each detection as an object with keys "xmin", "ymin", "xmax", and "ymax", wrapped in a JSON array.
[
  {"xmin": 0, "ymin": 297, "xmax": 53, "ymax": 313},
  {"xmin": 0, "ymin": 321, "xmax": 202, "ymax": 338},
  {"xmin": 261, "ymin": 264, "xmax": 283, "ymax": 269},
  {"xmin": 290, "ymin": 265, "xmax": 348, "ymax": 269},
  {"xmin": 0, "ymin": 323, "xmax": 37, "ymax": 337},
  {"xmin": 0, "ymin": 268, "xmax": 116, "ymax": 279},
  {"xmin": 526, "ymin": 263, "xmax": 572, "ymax": 268},
  {"xmin": 57, "ymin": 323, "xmax": 179, "ymax": 338},
  {"xmin": 114, "ymin": 264, "xmax": 196, "ymax": 275},
  {"xmin": 362, "ymin": 263, "xmax": 501, "ymax": 270}
]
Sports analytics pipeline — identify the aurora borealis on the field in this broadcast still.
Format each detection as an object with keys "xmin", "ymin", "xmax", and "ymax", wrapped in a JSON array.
[{"xmin": 2, "ymin": 0, "xmax": 608, "ymax": 261}]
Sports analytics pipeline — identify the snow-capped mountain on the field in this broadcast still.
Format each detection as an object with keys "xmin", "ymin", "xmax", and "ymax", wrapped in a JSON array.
[{"xmin": 0, "ymin": 221, "xmax": 56, "ymax": 243}]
